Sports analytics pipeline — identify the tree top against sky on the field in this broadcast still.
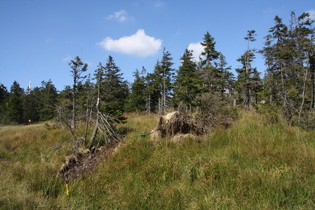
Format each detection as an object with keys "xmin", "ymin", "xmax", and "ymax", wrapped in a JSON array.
[{"xmin": 0, "ymin": 0, "xmax": 314, "ymax": 90}]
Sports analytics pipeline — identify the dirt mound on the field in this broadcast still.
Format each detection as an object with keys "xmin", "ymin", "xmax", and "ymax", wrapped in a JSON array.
[
  {"xmin": 59, "ymin": 141, "xmax": 119, "ymax": 182},
  {"xmin": 150, "ymin": 111, "xmax": 204, "ymax": 140}
]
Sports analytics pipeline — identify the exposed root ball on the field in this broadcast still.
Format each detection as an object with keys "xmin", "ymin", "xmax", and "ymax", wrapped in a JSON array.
[
  {"xmin": 59, "ymin": 141, "xmax": 119, "ymax": 182},
  {"xmin": 151, "ymin": 111, "xmax": 204, "ymax": 139}
]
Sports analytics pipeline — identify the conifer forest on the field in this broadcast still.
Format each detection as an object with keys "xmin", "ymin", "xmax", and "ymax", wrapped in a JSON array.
[{"xmin": 1, "ymin": 11, "xmax": 314, "ymax": 128}]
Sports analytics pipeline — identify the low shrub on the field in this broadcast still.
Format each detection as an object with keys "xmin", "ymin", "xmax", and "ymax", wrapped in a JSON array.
[{"xmin": 196, "ymin": 93, "xmax": 238, "ymax": 129}]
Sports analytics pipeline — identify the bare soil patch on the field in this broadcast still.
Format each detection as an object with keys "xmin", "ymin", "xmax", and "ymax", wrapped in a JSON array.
[{"xmin": 59, "ymin": 141, "xmax": 120, "ymax": 182}]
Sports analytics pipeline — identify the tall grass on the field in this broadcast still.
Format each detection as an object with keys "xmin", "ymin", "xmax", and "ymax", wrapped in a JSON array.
[
  {"xmin": 1, "ymin": 112, "xmax": 315, "ymax": 209},
  {"xmin": 0, "ymin": 123, "xmax": 69, "ymax": 209}
]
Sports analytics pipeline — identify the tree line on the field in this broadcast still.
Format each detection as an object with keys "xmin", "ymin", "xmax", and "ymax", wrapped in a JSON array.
[{"xmin": 0, "ymin": 11, "xmax": 314, "ymax": 128}]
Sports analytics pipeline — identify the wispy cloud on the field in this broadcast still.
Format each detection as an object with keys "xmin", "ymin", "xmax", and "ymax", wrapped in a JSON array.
[
  {"xmin": 307, "ymin": 9, "xmax": 315, "ymax": 20},
  {"xmin": 154, "ymin": 0, "xmax": 166, "ymax": 8},
  {"xmin": 62, "ymin": 55, "xmax": 72, "ymax": 62},
  {"xmin": 98, "ymin": 29, "xmax": 162, "ymax": 57},
  {"xmin": 45, "ymin": 38, "xmax": 53, "ymax": 43},
  {"xmin": 106, "ymin": 10, "xmax": 132, "ymax": 23},
  {"xmin": 187, "ymin": 42, "xmax": 204, "ymax": 62},
  {"xmin": 263, "ymin": 7, "xmax": 277, "ymax": 14}
]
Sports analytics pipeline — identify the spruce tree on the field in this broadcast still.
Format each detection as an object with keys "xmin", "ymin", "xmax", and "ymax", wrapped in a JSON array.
[
  {"xmin": 200, "ymin": 32, "xmax": 221, "ymax": 94},
  {"xmin": 216, "ymin": 53, "xmax": 234, "ymax": 98},
  {"xmin": 125, "ymin": 67, "xmax": 146, "ymax": 113},
  {"xmin": 261, "ymin": 15, "xmax": 288, "ymax": 104},
  {"xmin": 7, "ymin": 81, "xmax": 24, "ymax": 124},
  {"xmin": 144, "ymin": 70, "xmax": 160, "ymax": 113},
  {"xmin": 152, "ymin": 49, "xmax": 175, "ymax": 114},
  {"xmin": 0, "ymin": 84, "xmax": 9, "ymax": 124},
  {"xmin": 23, "ymin": 87, "xmax": 40, "ymax": 123},
  {"xmin": 102, "ymin": 56, "xmax": 128, "ymax": 122},
  {"xmin": 38, "ymin": 80, "xmax": 58, "ymax": 121},
  {"xmin": 235, "ymin": 30, "xmax": 261, "ymax": 107},
  {"xmin": 200, "ymin": 32, "xmax": 220, "ymax": 67},
  {"xmin": 173, "ymin": 49, "xmax": 202, "ymax": 108}
]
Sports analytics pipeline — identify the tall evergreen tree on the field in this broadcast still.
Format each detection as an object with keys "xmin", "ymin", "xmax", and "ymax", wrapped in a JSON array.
[
  {"xmin": 0, "ymin": 83, "xmax": 9, "ymax": 124},
  {"xmin": 235, "ymin": 30, "xmax": 261, "ymax": 107},
  {"xmin": 38, "ymin": 80, "xmax": 58, "ymax": 121},
  {"xmin": 152, "ymin": 49, "xmax": 175, "ymax": 114},
  {"xmin": 125, "ymin": 67, "xmax": 147, "ymax": 113},
  {"xmin": 7, "ymin": 81, "xmax": 24, "ymax": 124},
  {"xmin": 102, "ymin": 56, "xmax": 128, "ymax": 122},
  {"xmin": 173, "ymin": 49, "xmax": 202, "ymax": 108},
  {"xmin": 235, "ymin": 52, "xmax": 261, "ymax": 106},
  {"xmin": 144, "ymin": 70, "xmax": 160, "ymax": 113},
  {"xmin": 23, "ymin": 87, "xmax": 40, "ymax": 123},
  {"xmin": 200, "ymin": 32, "xmax": 221, "ymax": 94},
  {"xmin": 261, "ymin": 15, "xmax": 288, "ymax": 104},
  {"xmin": 200, "ymin": 32, "xmax": 220, "ymax": 67},
  {"xmin": 216, "ymin": 53, "xmax": 234, "ymax": 98}
]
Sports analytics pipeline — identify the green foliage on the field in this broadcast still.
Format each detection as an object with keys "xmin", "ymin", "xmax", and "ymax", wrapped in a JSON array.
[
  {"xmin": 196, "ymin": 93, "xmax": 238, "ymax": 128},
  {"xmin": 261, "ymin": 12, "xmax": 315, "ymax": 125},
  {"xmin": 151, "ymin": 49, "xmax": 175, "ymax": 113},
  {"xmin": 124, "ymin": 67, "xmax": 147, "ymax": 113},
  {"xmin": 199, "ymin": 32, "xmax": 234, "ymax": 100},
  {"xmin": 0, "ymin": 83, "xmax": 9, "ymax": 124},
  {"xmin": 235, "ymin": 30, "xmax": 262, "ymax": 107},
  {"xmin": 292, "ymin": 111, "xmax": 315, "ymax": 130},
  {"xmin": 200, "ymin": 31, "xmax": 220, "ymax": 67},
  {"xmin": 254, "ymin": 103, "xmax": 280, "ymax": 124},
  {"xmin": 22, "ymin": 88, "xmax": 40, "ymax": 123},
  {"xmin": 173, "ymin": 49, "xmax": 203, "ymax": 108},
  {"xmin": 0, "ymin": 80, "xmax": 59, "ymax": 125},
  {"xmin": 101, "ymin": 56, "xmax": 128, "ymax": 121},
  {"xmin": 38, "ymin": 80, "xmax": 58, "ymax": 121},
  {"xmin": 7, "ymin": 81, "xmax": 24, "ymax": 124},
  {"xmin": 200, "ymin": 32, "xmax": 221, "ymax": 95}
]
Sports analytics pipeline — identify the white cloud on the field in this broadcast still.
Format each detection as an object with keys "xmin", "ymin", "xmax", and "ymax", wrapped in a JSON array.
[
  {"xmin": 307, "ymin": 9, "xmax": 315, "ymax": 20},
  {"xmin": 154, "ymin": 0, "xmax": 166, "ymax": 8},
  {"xmin": 98, "ymin": 29, "xmax": 162, "ymax": 57},
  {"xmin": 106, "ymin": 10, "xmax": 131, "ymax": 22},
  {"xmin": 263, "ymin": 7, "xmax": 277, "ymax": 14},
  {"xmin": 187, "ymin": 42, "xmax": 204, "ymax": 62},
  {"xmin": 62, "ymin": 55, "xmax": 72, "ymax": 62}
]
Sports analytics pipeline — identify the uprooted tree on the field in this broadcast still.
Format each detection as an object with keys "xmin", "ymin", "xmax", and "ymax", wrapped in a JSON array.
[
  {"xmin": 151, "ymin": 111, "xmax": 205, "ymax": 139},
  {"xmin": 151, "ymin": 93, "xmax": 238, "ymax": 141}
]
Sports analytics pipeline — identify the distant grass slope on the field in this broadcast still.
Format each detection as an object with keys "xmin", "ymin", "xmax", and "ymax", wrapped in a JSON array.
[{"xmin": 1, "ymin": 112, "xmax": 315, "ymax": 209}]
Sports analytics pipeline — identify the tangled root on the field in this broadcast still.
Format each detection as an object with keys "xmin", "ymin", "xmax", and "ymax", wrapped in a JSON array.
[{"xmin": 151, "ymin": 111, "xmax": 204, "ymax": 139}]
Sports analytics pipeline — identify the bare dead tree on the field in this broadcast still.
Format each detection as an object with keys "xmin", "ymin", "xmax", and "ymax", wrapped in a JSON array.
[{"xmin": 57, "ymin": 62, "xmax": 122, "ymax": 152}]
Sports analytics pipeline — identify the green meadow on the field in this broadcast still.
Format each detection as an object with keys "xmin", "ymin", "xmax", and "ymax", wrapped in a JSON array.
[{"xmin": 1, "ymin": 111, "xmax": 315, "ymax": 209}]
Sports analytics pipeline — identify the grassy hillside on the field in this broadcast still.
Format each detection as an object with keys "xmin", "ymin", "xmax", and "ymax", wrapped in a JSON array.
[{"xmin": 1, "ymin": 112, "xmax": 315, "ymax": 209}]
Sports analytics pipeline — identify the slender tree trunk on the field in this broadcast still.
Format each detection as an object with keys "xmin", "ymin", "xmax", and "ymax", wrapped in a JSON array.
[
  {"xmin": 298, "ymin": 67, "xmax": 308, "ymax": 122},
  {"xmin": 280, "ymin": 65, "xmax": 287, "ymax": 108},
  {"xmin": 147, "ymin": 94, "xmax": 151, "ymax": 114},
  {"xmin": 162, "ymin": 69, "xmax": 166, "ymax": 114},
  {"xmin": 310, "ymin": 55, "xmax": 315, "ymax": 110},
  {"xmin": 88, "ymin": 80, "xmax": 101, "ymax": 149},
  {"xmin": 72, "ymin": 88, "xmax": 76, "ymax": 129}
]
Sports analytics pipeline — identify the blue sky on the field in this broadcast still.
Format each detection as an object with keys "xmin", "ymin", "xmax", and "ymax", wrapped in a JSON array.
[{"xmin": 1, "ymin": 0, "xmax": 314, "ymax": 91}]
